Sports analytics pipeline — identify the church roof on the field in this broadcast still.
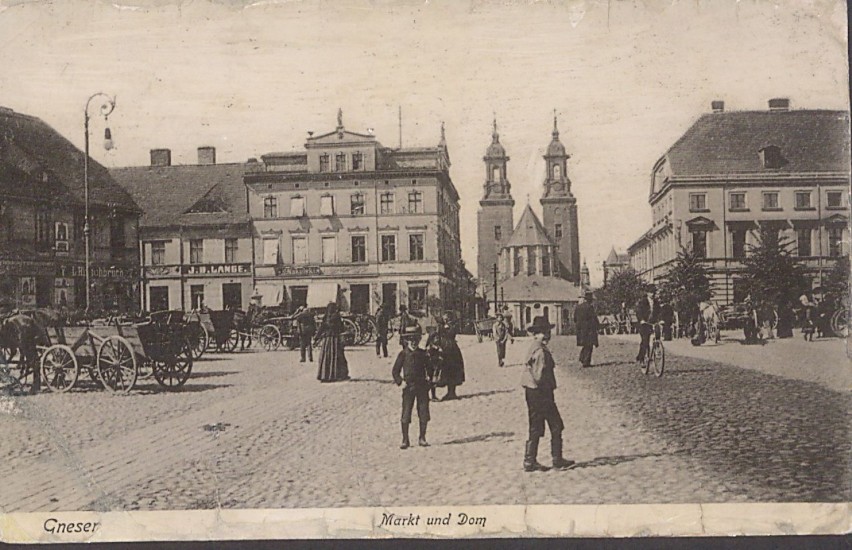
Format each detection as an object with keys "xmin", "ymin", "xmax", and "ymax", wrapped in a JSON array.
[
  {"xmin": 605, "ymin": 246, "xmax": 629, "ymax": 265},
  {"xmin": 501, "ymin": 274, "xmax": 583, "ymax": 303},
  {"xmin": 505, "ymin": 205, "xmax": 554, "ymax": 248},
  {"xmin": 484, "ymin": 118, "xmax": 507, "ymax": 159}
]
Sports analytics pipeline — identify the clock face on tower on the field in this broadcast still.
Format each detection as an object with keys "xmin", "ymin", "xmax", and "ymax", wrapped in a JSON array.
[{"xmin": 552, "ymin": 182, "xmax": 563, "ymax": 193}]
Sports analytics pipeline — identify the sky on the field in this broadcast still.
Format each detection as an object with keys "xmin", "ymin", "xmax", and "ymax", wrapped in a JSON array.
[{"xmin": 0, "ymin": 0, "xmax": 848, "ymax": 285}]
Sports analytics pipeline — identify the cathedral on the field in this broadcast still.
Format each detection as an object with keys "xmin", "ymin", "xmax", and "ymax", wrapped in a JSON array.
[{"xmin": 476, "ymin": 115, "xmax": 587, "ymax": 335}]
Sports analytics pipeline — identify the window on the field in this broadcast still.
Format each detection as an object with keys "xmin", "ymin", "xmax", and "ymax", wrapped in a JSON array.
[
  {"xmin": 554, "ymin": 223, "xmax": 563, "ymax": 239},
  {"xmin": 151, "ymin": 241, "xmax": 166, "ymax": 265},
  {"xmin": 689, "ymin": 193, "xmax": 707, "ymax": 211},
  {"xmin": 513, "ymin": 248, "xmax": 522, "ymax": 276},
  {"xmin": 351, "ymin": 235, "xmax": 366, "ymax": 263},
  {"xmin": 408, "ymin": 191, "xmax": 423, "ymax": 213},
  {"xmin": 262, "ymin": 238, "xmax": 279, "ymax": 265},
  {"xmin": 729, "ymin": 192, "xmax": 746, "ymax": 210},
  {"xmin": 321, "ymin": 237, "xmax": 336, "ymax": 263},
  {"xmin": 335, "ymin": 152, "xmax": 346, "ymax": 172},
  {"xmin": 189, "ymin": 239, "xmax": 203, "ymax": 264},
  {"xmin": 762, "ymin": 192, "xmax": 780, "ymax": 210},
  {"xmin": 290, "ymin": 196, "xmax": 305, "ymax": 217},
  {"xmin": 828, "ymin": 227, "xmax": 843, "ymax": 257},
  {"xmin": 827, "ymin": 191, "xmax": 843, "ymax": 208},
  {"xmin": 491, "ymin": 166, "xmax": 500, "ymax": 181},
  {"xmin": 319, "ymin": 154, "xmax": 330, "ymax": 173},
  {"xmin": 149, "ymin": 286, "xmax": 169, "ymax": 312},
  {"xmin": 409, "ymin": 234, "xmax": 424, "ymax": 261},
  {"xmin": 796, "ymin": 228, "xmax": 812, "ymax": 257},
  {"xmin": 225, "ymin": 238, "xmax": 238, "ymax": 263},
  {"xmin": 691, "ymin": 231, "xmax": 707, "ymax": 258},
  {"xmin": 527, "ymin": 247, "xmax": 537, "ymax": 275},
  {"xmin": 35, "ymin": 209, "xmax": 52, "ymax": 247},
  {"xmin": 760, "ymin": 145, "xmax": 783, "ymax": 169},
  {"xmin": 73, "ymin": 213, "xmax": 84, "ymax": 241},
  {"xmin": 350, "ymin": 193, "xmax": 365, "ymax": 215},
  {"xmin": 795, "ymin": 191, "xmax": 812, "ymax": 209},
  {"xmin": 731, "ymin": 230, "xmax": 746, "ymax": 259},
  {"xmin": 553, "ymin": 164, "xmax": 561, "ymax": 178},
  {"xmin": 380, "ymin": 193, "xmax": 394, "ymax": 214},
  {"xmin": 542, "ymin": 248, "xmax": 551, "ymax": 276},
  {"xmin": 320, "ymin": 195, "xmax": 335, "ymax": 216},
  {"xmin": 408, "ymin": 285, "xmax": 427, "ymax": 313},
  {"xmin": 381, "ymin": 235, "xmax": 396, "ymax": 262},
  {"xmin": 494, "ymin": 225, "xmax": 502, "ymax": 241},
  {"xmin": 263, "ymin": 196, "xmax": 278, "ymax": 218},
  {"xmin": 222, "ymin": 283, "xmax": 242, "ymax": 310},
  {"xmin": 352, "ymin": 152, "xmax": 363, "ymax": 171},
  {"xmin": 292, "ymin": 237, "xmax": 308, "ymax": 264},
  {"xmin": 190, "ymin": 285, "xmax": 205, "ymax": 310}
]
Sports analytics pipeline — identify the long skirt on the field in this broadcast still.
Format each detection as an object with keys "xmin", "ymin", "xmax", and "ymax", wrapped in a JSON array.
[
  {"xmin": 434, "ymin": 343, "xmax": 465, "ymax": 387},
  {"xmin": 317, "ymin": 334, "xmax": 349, "ymax": 382}
]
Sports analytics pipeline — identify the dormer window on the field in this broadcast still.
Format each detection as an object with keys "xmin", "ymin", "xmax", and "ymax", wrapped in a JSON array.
[{"xmin": 759, "ymin": 145, "xmax": 784, "ymax": 169}]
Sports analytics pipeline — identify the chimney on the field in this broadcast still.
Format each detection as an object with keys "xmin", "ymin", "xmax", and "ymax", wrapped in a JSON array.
[
  {"xmin": 768, "ymin": 98, "xmax": 790, "ymax": 112},
  {"xmin": 150, "ymin": 148, "xmax": 171, "ymax": 167},
  {"xmin": 711, "ymin": 100, "xmax": 725, "ymax": 113},
  {"xmin": 197, "ymin": 146, "xmax": 216, "ymax": 165}
]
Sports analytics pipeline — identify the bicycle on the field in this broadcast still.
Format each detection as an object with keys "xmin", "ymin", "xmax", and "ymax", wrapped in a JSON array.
[{"xmin": 639, "ymin": 321, "xmax": 666, "ymax": 377}]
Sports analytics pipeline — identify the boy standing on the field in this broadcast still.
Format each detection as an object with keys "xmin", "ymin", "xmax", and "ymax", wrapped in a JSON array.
[
  {"xmin": 494, "ymin": 313, "xmax": 509, "ymax": 367},
  {"xmin": 392, "ymin": 325, "xmax": 431, "ymax": 449},
  {"xmin": 521, "ymin": 317, "xmax": 574, "ymax": 472}
]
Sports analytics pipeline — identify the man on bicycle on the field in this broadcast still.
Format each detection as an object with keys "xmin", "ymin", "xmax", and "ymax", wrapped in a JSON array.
[{"xmin": 635, "ymin": 284, "xmax": 660, "ymax": 364}]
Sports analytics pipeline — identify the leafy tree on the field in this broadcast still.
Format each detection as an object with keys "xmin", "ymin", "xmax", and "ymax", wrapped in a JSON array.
[
  {"xmin": 741, "ymin": 227, "xmax": 807, "ymax": 310},
  {"xmin": 661, "ymin": 246, "xmax": 711, "ymax": 320},
  {"xmin": 596, "ymin": 268, "xmax": 647, "ymax": 315},
  {"xmin": 822, "ymin": 254, "xmax": 849, "ymax": 305}
]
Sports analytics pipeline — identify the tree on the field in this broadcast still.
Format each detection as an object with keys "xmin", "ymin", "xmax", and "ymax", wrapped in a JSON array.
[
  {"xmin": 661, "ymin": 246, "xmax": 711, "ymax": 320},
  {"xmin": 596, "ymin": 268, "xmax": 647, "ymax": 315},
  {"xmin": 822, "ymin": 254, "xmax": 849, "ymax": 305},
  {"xmin": 741, "ymin": 226, "xmax": 807, "ymax": 310}
]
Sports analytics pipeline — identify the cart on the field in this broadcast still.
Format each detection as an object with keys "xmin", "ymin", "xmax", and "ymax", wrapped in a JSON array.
[{"xmin": 474, "ymin": 317, "xmax": 496, "ymax": 343}]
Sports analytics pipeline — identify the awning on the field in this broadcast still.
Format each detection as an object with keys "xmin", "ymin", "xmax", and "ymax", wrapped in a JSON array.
[
  {"xmin": 307, "ymin": 282, "xmax": 340, "ymax": 308},
  {"xmin": 254, "ymin": 283, "xmax": 285, "ymax": 306}
]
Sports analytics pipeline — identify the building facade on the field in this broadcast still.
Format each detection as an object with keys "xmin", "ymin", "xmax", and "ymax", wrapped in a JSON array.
[
  {"xmin": 244, "ymin": 111, "xmax": 464, "ymax": 316},
  {"xmin": 0, "ymin": 106, "xmax": 141, "ymax": 312},
  {"xmin": 476, "ymin": 116, "xmax": 584, "ymax": 334},
  {"xmin": 112, "ymin": 148, "xmax": 253, "ymax": 312},
  {"xmin": 628, "ymin": 99, "xmax": 850, "ymax": 304}
]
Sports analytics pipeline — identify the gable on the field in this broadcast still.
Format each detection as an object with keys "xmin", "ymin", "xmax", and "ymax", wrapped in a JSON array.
[{"xmin": 307, "ymin": 130, "xmax": 377, "ymax": 147}]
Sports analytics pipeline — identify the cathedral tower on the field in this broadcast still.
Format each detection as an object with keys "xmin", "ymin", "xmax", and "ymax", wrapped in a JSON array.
[
  {"xmin": 540, "ymin": 113, "xmax": 580, "ymax": 282},
  {"xmin": 477, "ymin": 118, "xmax": 515, "ymax": 286}
]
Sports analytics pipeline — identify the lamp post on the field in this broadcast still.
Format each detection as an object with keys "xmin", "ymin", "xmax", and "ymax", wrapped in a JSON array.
[{"xmin": 83, "ymin": 93, "xmax": 116, "ymax": 312}]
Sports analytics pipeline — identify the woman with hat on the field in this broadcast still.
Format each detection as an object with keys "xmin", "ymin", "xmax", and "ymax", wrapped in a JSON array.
[
  {"xmin": 315, "ymin": 302, "xmax": 350, "ymax": 382},
  {"xmin": 573, "ymin": 290, "xmax": 599, "ymax": 367},
  {"xmin": 520, "ymin": 316, "xmax": 574, "ymax": 472},
  {"xmin": 425, "ymin": 313, "xmax": 465, "ymax": 401},
  {"xmin": 392, "ymin": 324, "xmax": 431, "ymax": 449}
]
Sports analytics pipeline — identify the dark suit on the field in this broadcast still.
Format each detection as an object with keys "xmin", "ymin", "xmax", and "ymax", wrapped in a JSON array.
[
  {"xmin": 635, "ymin": 296, "xmax": 660, "ymax": 362},
  {"xmin": 375, "ymin": 307, "xmax": 389, "ymax": 357},
  {"xmin": 392, "ymin": 347, "xmax": 431, "ymax": 424},
  {"xmin": 573, "ymin": 301, "xmax": 599, "ymax": 367},
  {"xmin": 296, "ymin": 309, "xmax": 316, "ymax": 362}
]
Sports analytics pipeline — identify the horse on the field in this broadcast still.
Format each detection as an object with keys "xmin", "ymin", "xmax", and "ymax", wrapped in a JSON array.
[{"xmin": 0, "ymin": 312, "xmax": 48, "ymax": 393}]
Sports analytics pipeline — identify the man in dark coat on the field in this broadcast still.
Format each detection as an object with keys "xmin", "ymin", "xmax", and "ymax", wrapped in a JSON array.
[
  {"xmin": 573, "ymin": 291, "xmax": 599, "ymax": 367},
  {"xmin": 375, "ymin": 303, "xmax": 389, "ymax": 358},
  {"xmin": 635, "ymin": 284, "xmax": 660, "ymax": 363},
  {"xmin": 493, "ymin": 313, "xmax": 509, "ymax": 367},
  {"xmin": 295, "ymin": 305, "xmax": 316, "ymax": 363},
  {"xmin": 392, "ymin": 325, "xmax": 431, "ymax": 449}
]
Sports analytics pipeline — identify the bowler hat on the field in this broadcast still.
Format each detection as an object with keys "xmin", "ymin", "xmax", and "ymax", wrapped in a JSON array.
[{"xmin": 527, "ymin": 316, "xmax": 554, "ymax": 335}]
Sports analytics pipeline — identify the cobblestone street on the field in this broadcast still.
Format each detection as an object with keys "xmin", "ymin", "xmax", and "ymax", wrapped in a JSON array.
[{"xmin": 0, "ymin": 334, "xmax": 849, "ymax": 512}]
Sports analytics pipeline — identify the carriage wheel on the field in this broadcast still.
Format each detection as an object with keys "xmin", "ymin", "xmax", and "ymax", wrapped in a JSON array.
[
  {"xmin": 96, "ymin": 336, "xmax": 138, "ymax": 394},
  {"xmin": 830, "ymin": 309, "xmax": 848, "ymax": 338},
  {"xmin": 259, "ymin": 324, "xmax": 281, "ymax": 351},
  {"xmin": 341, "ymin": 318, "xmax": 359, "ymax": 347},
  {"xmin": 187, "ymin": 322, "xmax": 209, "ymax": 360},
  {"xmin": 40, "ymin": 344, "xmax": 79, "ymax": 393},
  {"xmin": 152, "ymin": 345, "xmax": 193, "ymax": 389},
  {"xmin": 224, "ymin": 328, "xmax": 239, "ymax": 352}
]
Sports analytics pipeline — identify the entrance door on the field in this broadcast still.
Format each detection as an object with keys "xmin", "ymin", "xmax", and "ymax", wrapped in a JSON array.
[
  {"xmin": 290, "ymin": 286, "xmax": 308, "ymax": 313},
  {"xmin": 149, "ymin": 286, "xmax": 170, "ymax": 312},
  {"xmin": 382, "ymin": 283, "xmax": 397, "ymax": 314},
  {"xmin": 350, "ymin": 284, "xmax": 370, "ymax": 314},
  {"xmin": 222, "ymin": 283, "xmax": 242, "ymax": 310}
]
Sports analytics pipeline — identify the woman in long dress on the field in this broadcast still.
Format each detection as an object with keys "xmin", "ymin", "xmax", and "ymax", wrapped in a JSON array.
[
  {"xmin": 316, "ymin": 302, "xmax": 350, "ymax": 382},
  {"xmin": 426, "ymin": 314, "xmax": 465, "ymax": 400}
]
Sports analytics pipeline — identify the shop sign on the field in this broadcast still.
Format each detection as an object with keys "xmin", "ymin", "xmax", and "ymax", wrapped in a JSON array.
[
  {"xmin": 145, "ymin": 265, "xmax": 180, "ymax": 277},
  {"xmin": 275, "ymin": 265, "xmax": 323, "ymax": 277},
  {"xmin": 181, "ymin": 263, "xmax": 251, "ymax": 276},
  {"xmin": 55, "ymin": 264, "xmax": 138, "ymax": 280},
  {"xmin": 0, "ymin": 260, "xmax": 54, "ymax": 276}
]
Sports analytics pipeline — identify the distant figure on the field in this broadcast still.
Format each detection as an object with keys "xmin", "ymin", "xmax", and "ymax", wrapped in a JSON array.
[
  {"xmin": 503, "ymin": 307, "xmax": 515, "ymax": 344},
  {"xmin": 295, "ymin": 305, "xmax": 316, "ymax": 363},
  {"xmin": 316, "ymin": 302, "xmax": 350, "ymax": 382},
  {"xmin": 635, "ymin": 285, "xmax": 659, "ymax": 363},
  {"xmin": 493, "ymin": 312, "xmax": 509, "ymax": 367},
  {"xmin": 659, "ymin": 301, "xmax": 674, "ymax": 341},
  {"xmin": 375, "ymin": 303, "xmax": 389, "ymax": 358},
  {"xmin": 573, "ymin": 291, "xmax": 599, "ymax": 368},
  {"xmin": 799, "ymin": 291, "xmax": 816, "ymax": 341},
  {"xmin": 426, "ymin": 314, "xmax": 465, "ymax": 401},
  {"xmin": 392, "ymin": 324, "xmax": 431, "ymax": 449},
  {"xmin": 398, "ymin": 304, "xmax": 414, "ymax": 348}
]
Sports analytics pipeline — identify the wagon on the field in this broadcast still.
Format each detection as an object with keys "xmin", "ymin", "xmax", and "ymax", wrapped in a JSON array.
[{"xmin": 473, "ymin": 317, "xmax": 496, "ymax": 343}]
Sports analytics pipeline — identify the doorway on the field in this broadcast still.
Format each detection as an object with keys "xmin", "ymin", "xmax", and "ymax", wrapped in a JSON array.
[
  {"xmin": 350, "ymin": 284, "xmax": 370, "ymax": 314},
  {"xmin": 222, "ymin": 283, "xmax": 242, "ymax": 310},
  {"xmin": 149, "ymin": 286, "xmax": 170, "ymax": 312}
]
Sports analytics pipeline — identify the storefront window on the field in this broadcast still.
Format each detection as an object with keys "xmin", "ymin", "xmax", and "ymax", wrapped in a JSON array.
[{"xmin": 190, "ymin": 285, "xmax": 205, "ymax": 310}]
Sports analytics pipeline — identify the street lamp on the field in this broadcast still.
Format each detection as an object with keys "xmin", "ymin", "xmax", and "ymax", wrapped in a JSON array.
[{"xmin": 83, "ymin": 93, "xmax": 116, "ymax": 312}]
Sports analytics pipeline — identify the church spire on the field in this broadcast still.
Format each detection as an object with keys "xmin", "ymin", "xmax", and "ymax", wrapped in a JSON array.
[{"xmin": 552, "ymin": 109, "xmax": 559, "ymax": 139}]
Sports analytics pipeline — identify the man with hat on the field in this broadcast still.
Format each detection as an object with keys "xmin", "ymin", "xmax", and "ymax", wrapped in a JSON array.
[
  {"xmin": 295, "ymin": 304, "xmax": 316, "ymax": 363},
  {"xmin": 635, "ymin": 284, "xmax": 660, "ymax": 364},
  {"xmin": 493, "ymin": 312, "xmax": 509, "ymax": 367},
  {"xmin": 392, "ymin": 324, "xmax": 431, "ymax": 449},
  {"xmin": 573, "ymin": 290, "xmax": 599, "ymax": 367},
  {"xmin": 521, "ymin": 316, "xmax": 574, "ymax": 471}
]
